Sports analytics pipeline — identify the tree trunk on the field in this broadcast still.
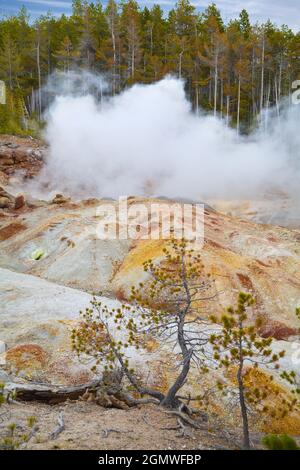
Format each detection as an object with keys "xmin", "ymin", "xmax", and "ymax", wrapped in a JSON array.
[
  {"xmin": 150, "ymin": 24, "xmax": 153, "ymax": 56},
  {"xmin": 214, "ymin": 53, "xmax": 218, "ymax": 117},
  {"xmin": 260, "ymin": 34, "xmax": 265, "ymax": 121},
  {"xmin": 237, "ymin": 364, "xmax": 250, "ymax": 449},
  {"xmin": 265, "ymin": 77, "xmax": 271, "ymax": 131},
  {"xmin": 209, "ymin": 68, "xmax": 212, "ymax": 105},
  {"xmin": 111, "ymin": 27, "xmax": 116, "ymax": 95},
  {"xmin": 160, "ymin": 349, "xmax": 191, "ymax": 408},
  {"xmin": 8, "ymin": 41, "xmax": 12, "ymax": 90},
  {"xmin": 195, "ymin": 85, "xmax": 199, "ymax": 115},
  {"xmin": 131, "ymin": 44, "xmax": 135, "ymax": 78},
  {"xmin": 161, "ymin": 260, "xmax": 192, "ymax": 408},
  {"xmin": 278, "ymin": 56, "xmax": 282, "ymax": 102},
  {"xmin": 179, "ymin": 51, "xmax": 183, "ymax": 79},
  {"xmin": 37, "ymin": 37, "xmax": 42, "ymax": 120},
  {"xmin": 251, "ymin": 47, "xmax": 256, "ymax": 120},
  {"xmin": 237, "ymin": 322, "xmax": 250, "ymax": 450},
  {"xmin": 220, "ymin": 78, "xmax": 223, "ymax": 119},
  {"xmin": 226, "ymin": 95, "xmax": 230, "ymax": 126},
  {"xmin": 5, "ymin": 379, "xmax": 101, "ymax": 403},
  {"xmin": 237, "ymin": 76, "xmax": 241, "ymax": 135},
  {"xmin": 275, "ymin": 75, "xmax": 279, "ymax": 118}
]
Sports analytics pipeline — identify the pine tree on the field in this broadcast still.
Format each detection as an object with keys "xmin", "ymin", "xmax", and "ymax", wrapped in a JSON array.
[
  {"xmin": 209, "ymin": 293, "xmax": 291, "ymax": 449},
  {"xmin": 239, "ymin": 9, "xmax": 251, "ymax": 39},
  {"xmin": 72, "ymin": 239, "xmax": 216, "ymax": 409},
  {"xmin": 0, "ymin": 1, "xmax": 299, "ymax": 133}
]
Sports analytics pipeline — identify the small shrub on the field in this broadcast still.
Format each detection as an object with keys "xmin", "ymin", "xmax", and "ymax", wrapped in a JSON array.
[
  {"xmin": 262, "ymin": 434, "xmax": 300, "ymax": 450},
  {"xmin": 0, "ymin": 385, "xmax": 37, "ymax": 450},
  {"xmin": 0, "ymin": 382, "xmax": 5, "ymax": 405}
]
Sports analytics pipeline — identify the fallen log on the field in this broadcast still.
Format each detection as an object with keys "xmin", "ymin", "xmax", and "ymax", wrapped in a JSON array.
[{"xmin": 4, "ymin": 379, "xmax": 101, "ymax": 403}]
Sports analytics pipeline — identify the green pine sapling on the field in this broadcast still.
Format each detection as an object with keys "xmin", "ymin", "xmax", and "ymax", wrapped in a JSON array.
[{"xmin": 209, "ymin": 292, "xmax": 288, "ymax": 449}]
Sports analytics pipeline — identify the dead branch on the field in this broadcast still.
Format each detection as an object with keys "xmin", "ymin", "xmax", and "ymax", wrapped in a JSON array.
[
  {"xmin": 160, "ymin": 424, "xmax": 181, "ymax": 431},
  {"xmin": 142, "ymin": 413, "xmax": 151, "ymax": 426},
  {"xmin": 0, "ymin": 407, "xmax": 11, "ymax": 424},
  {"xmin": 50, "ymin": 412, "xmax": 65, "ymax": 440},
  {"xmin": 177, "ymin": 418, "xmax": 195, "ymax": 439},
  {"xmin": 19, "ymin": 425, "xmax": 39, "ymax": 449},
  {"xmin": 119, "ymin": 392, "xmax": 159, "ymax": 407},
  {"xmin": 101, "ymin": 428, "xmax": 133, "ymax": 438},
  {"xmin": 163, "ymin": 410, "xmax": 207, "ymax": 430}
]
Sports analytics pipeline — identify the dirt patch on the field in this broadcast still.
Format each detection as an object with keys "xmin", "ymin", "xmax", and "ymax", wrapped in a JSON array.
[
  {"xmin": 0, "ymin": 222, "xmax": 27, "ymax": 241},
  {"xmin": 236, "ymin": 272, "xmax": 254, "ymax": 292},
  {"xmin": 0, "ymin": 401, "xmax": 258, "ymax": 450}
]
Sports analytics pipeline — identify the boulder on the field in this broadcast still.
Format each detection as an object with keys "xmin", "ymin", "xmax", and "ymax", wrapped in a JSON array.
[
  {"xmin": 0, "ymin": 171, "xmax": 8, "ymax": 186},
  {"xmin": 258, "ymin": 319, "xmax": 298, "ymax": 340},
  {"xmin": 0, "ymin": 197, "xmax": 11, "ymax": 209},
  {"xmin": 52, "ymin": 194, "xmax": 71, "ymax": 204},
  {"xmin": 5, "ymin": 143, "xmax": 19, "ymax": 149},
  {"xmin": 0, "ymin": 136, "xmax": 44, "ymax": 178},
  {"xmin": 0, "ymin": 148, "xmax": 13, "ymax": 158},
  {"xmin": 0, "ymin": 268, "xmax": 111, "ymax": 386},
  {"xmin": 0, "ymin": 158, "xmax": 14, "ymax": 167},
  {"xmin": 13, "ymin": 149, "xmax": 28, "ymax": 163},
  {"xmin": 0, "ymin": 188, "xmax": 16, "ymax": 210},
  {"xmin": 14, "ymin": 194, "xmax": 26, "ymax": 210}
]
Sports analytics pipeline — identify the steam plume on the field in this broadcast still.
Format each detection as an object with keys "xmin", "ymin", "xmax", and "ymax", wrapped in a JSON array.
[{"xmin": 32, "ymin": 73, "xmax": 300, "ymax": 201}]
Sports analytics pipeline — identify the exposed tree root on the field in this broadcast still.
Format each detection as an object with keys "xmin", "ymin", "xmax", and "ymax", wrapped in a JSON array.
[
  {"xmin": 6, "ymin": 377, "xmax": 207, "ymax": 436},
  {"xmin": 176, "ymin": 418, "xmax": 195, "ymax": 439},
  {"xmin": 162, "ymin": 409, "xmax": 207, "ymax": 430}
]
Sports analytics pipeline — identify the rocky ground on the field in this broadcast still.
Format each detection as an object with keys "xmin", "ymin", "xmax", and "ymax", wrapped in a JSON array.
[
  {"xmin": 208, "ymin": 197, "xmax": 300, "ymax": 230},
  {"xmin": 0, "ymin": 401, "xmax": 262, "ymax": 450},
  {"xmin": 0, "ymin": 135, "xmax": 44, "ymax": 181},
  {"xmin": 0, "ymin": 136, "xmax": 300, "ymax": 449}
]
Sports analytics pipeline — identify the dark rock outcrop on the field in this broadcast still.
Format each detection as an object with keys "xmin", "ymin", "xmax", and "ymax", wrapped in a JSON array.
[{"xmin": 0, "ymin": 136, "xmax": 45, "ymax": 179}]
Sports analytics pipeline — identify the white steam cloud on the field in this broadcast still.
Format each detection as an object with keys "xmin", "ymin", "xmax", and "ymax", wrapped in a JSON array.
[{"xmin": 34, "ymin": 73, "xmax": 300, "ymax": 201}]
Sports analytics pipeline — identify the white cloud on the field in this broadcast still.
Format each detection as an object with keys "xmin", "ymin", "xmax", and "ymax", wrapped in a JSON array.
[
  {"xmin": 8, "ymin": 0, "xmax": 300, "ymax": 31},
  {"xmin": 18, "ymin": 0, "xmax": 72, "ymax": 9},
  {"xmin": 142, "ymin": 0, "xmax": 300, "ymax": 30},
  {"xmin": 194, "ymin": 0, "xmax": 300, "ymax": 30}
]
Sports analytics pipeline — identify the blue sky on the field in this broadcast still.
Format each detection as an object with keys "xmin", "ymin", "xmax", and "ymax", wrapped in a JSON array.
[{"xmin": 0, "ymin": 0, "xmax": 299, "ymax": 30}]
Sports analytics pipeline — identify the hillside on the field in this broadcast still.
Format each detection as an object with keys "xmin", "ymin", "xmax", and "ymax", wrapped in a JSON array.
[{"xmin": 0, "ymin": 136, "xmax": 300, "ymax": 449}]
